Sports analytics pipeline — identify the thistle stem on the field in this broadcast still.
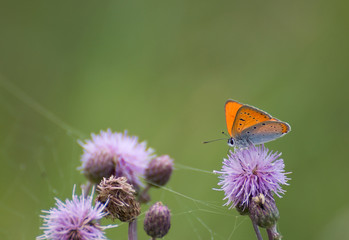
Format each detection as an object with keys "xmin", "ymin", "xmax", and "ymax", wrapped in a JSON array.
[
  {"xmin": 128, "ymin": 219, "xmax": 138, "ymax": 240},
  {"xmin": 81, "ymin": 181, "xmax": 93, "ymax": 197},
  {"xmin": 138, "ymin": 184, "xmax": 151, "ymax": 203},
  {"xmin": 267, "ymin": 228, "xmax": 273, "ymax": 240},
  {"xmin": 251, "ymin": 220, "xmax": 263, "ymax": 240}
]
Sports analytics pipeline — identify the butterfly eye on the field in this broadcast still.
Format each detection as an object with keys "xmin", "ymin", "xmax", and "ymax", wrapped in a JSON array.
[{"xmin": 227, "ymin": 138, "xmax": 234, "ymax": 147}]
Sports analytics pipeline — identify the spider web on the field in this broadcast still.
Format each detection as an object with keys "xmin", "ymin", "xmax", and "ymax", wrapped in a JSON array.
[{"xmin": 0, "ymin": 76, "xmax": 255, "ymax": 240}]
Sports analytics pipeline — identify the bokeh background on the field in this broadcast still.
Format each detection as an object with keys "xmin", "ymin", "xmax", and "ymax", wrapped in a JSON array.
[{"xmin": 1, "ymin": 0, "xmax": 349, "ymax": 239}]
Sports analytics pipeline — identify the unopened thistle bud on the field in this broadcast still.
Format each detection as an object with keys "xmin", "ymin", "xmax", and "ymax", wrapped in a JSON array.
[
  {"xmin": 235, "ymin": 203, "xmax": 249, "ymax": 216},
  {"xmin": 267, "ymin": 225, "xmax": 282, "ymax": 240},
  {"xmin": 249, "ymin": 193, "xmax": 279, "ymax": 229},
  {"xmin": 144, "ymin": 202, "xmax": 171, "ymax": 238},
  {"xmin": 145, "ymin": 155, "xmax": 173, "ymax": 187},
  {"xmin": 96, "ymin": 176, "xmax": 140, "ymax": 222}
]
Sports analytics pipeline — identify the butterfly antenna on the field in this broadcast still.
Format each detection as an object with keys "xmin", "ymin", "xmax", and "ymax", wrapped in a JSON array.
[
  {"xmin": 221, "ymin": 131, "xmax": 230, "ymax": 137},
  {"xmin": 202, "ymin": 138, "xmax": 227, "ymax": 144}
]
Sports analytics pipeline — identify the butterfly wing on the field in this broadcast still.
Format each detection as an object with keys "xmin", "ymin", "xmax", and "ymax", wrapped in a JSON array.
[
  {"xmin": 225, "ymin": 100, "xmax": 243, "ymax": 137},
  {"xmin": 239, "ymin": 121, "xmax": 290, "ymax": 145},
  {"xmin": 231, "ymin": 105, "xmax": 279, "ymax": 137}
]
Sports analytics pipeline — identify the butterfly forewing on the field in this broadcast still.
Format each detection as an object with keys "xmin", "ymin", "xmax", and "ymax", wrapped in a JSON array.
[
  {"xmin": 225, "ymin": 100, "xmax": 243, "ymax": 136},
  {"xmin": 239, "ymin": 121, "xmax": 290, "ymax": 145},
  {"xmin": 232, "ymin": 106, "xmax": 276, "ymax": 137}
]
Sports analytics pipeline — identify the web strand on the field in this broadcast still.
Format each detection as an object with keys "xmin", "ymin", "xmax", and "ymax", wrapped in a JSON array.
[{"xmin": 0, "ymin": 78, "xmax": 245, "ymax": 240}]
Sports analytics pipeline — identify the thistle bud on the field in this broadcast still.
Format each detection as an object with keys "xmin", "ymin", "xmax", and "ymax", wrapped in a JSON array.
[
  {"xmin": 249, "ymin": 193, "xmax": 279, "ymax": 229},
  {"xmin": 80, "ymin": 151, "xmax": 116, "ymax": 184},
  {"xmin": 96, "ymin": 176, "xmax": 140, "ymax": 222},
  {"xmin": 235, "ymin": 203, "xmax": 249, "ymax": 216},
  {"xmin": 267, "ymin": 225, "xmax": 282, "ymax": 240},
  {"xmin": 145, "ymin": 155, "xmax": 173, "ymax": 187},
  {"xmin": 144, "ymin": 202, "xmax": 171, "ymax": 238}
]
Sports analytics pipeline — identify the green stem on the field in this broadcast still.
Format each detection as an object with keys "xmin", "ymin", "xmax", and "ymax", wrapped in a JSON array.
[{"xmin": 138, "ymin": 184, "xmax": 151, "ymax": 203}]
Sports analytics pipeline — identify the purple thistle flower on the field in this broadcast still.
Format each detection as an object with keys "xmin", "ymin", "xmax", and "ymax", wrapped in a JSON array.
[
  {"xmin": 38, "ymin": 186, "xmax": 116, "ymax": 240},
  {"xmin": 79, "ymin": 129, "xmax": 154, "ymax": 189},
  {"xmin": 214, "ymin": 145, "xmax": 290, "ymax": 209}
]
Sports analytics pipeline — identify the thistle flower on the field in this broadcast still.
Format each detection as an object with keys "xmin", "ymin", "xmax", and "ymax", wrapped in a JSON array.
[
  {"xmin": 144, "ymin": 202, "xmax": 171, "ymax": 238},
  {"xmin": 145, "ymin": 155, "xmax": 173, "ymax": 187},
  {"xmin": 79, "ymin": 129, "xmax": 154, "ymax": 189},
  {"xmin": 96, "ymin": 176, "xmax": 140, "ymax": 222},
  {"xmin": 38, "ymin": 186, "xmax": 115, "ymax": 240},
  {"xmin": 214, "ymin": 145, "xmax": 289, "ymax": 209}
]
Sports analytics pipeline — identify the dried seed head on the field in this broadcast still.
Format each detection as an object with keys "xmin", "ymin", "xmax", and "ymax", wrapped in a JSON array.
[
  {"xmin": 145, "ymin": 155, "xmax": 173, "ymax": 187},
  {"xmin": 96, "ymin": 176, "xmax": 140, "ymax": 222},
  {"xmin": 144, "ymin": 202, "xmax": 171, "ymax": 238}
]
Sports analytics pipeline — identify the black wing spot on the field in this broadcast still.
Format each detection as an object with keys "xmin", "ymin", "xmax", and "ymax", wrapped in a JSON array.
[
  {"xmin": 240, "ymin": 118, "xmax": 246, "ymax": 121},
  {"xmin": 262, "ymin": 123, "xmax": 266, "ymax": 125}
]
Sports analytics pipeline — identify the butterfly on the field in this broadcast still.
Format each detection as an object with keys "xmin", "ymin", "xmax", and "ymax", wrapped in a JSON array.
[{"xmin": 225, "ymin": 99, "xmax": 290, "ymax": 148}]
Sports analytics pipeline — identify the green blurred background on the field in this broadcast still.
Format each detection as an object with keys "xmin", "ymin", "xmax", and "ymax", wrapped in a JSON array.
[{"xmin": 0, "ymin": 0, "xmax": 348, "ymax": 239}]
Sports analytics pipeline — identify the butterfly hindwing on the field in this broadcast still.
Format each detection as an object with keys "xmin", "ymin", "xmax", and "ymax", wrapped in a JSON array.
[{"xmin": 239, "ymin": 121, "xmax": 290, "ymax": 145}]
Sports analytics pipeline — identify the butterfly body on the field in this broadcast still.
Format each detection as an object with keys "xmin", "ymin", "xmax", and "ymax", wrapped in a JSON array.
[{"xmin": 225, "ymin": 100, "xmax": 290, "ymax": 148}]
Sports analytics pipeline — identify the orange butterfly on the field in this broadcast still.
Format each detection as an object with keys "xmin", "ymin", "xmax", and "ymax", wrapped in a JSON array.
[{"xmin": 225, "ymin": 100, "xmax": 290, "ymax": 148}]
